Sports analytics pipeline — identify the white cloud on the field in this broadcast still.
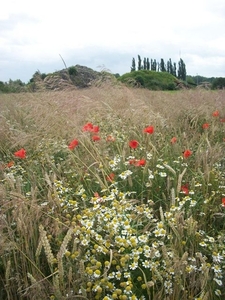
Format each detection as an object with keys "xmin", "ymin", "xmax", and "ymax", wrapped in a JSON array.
[{"xmin": 0, "ymin": 0, "xmax": 225, "ymax": 82}]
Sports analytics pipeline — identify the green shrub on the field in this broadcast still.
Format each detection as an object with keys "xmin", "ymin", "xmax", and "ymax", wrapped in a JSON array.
[
  {"xmin": 68, "ymin": 66, "xmax": 77, "ymax": 76},
  {"xmin": 118, "ymin": 70, "xmax": 177, "ymax": 90},
  {"xmin": 212, "ymin": 77, "xmax": 225, "ymax": 89},
  {"xmin": 40, "ymin": 73, "xmax": 47, "ymax": 80},
  {"xmin": 0, "ymin": 81, "xmax": 9, "ymax": 93},
  {"xmin": 135, "ymin": 75, "xmax": 145, "ymax": 86}
]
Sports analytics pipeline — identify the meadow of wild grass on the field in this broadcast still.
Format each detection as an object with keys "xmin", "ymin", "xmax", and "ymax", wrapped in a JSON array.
[{"xmin": 0, "ymin": 84, "xmax": 225, "ymax": 300}]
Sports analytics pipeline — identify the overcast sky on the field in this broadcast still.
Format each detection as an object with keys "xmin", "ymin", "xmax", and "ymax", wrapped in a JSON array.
[{"xmin": 0, "ymin": 0, "xmax": 225, "ymax": 83}]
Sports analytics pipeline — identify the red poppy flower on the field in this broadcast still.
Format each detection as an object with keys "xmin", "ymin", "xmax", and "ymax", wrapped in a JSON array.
[
  {"xmin": 129, "ymin": 159, "xmax": 136, "ymax": 165},
  {"xmin": 135, "ymin": 159, "xmax": 146, "ymax": 166},
  {"xmin": 91, "ymin": 125, "xmax": 99, "ymax": 133},
  {"xmin": 220, "ymin": 118, "xmax": 225, "ymax": 123},
  {"xmin": 82, "ymin": 122, "xmax": 100, "ymax": 133},
  {"xmin": 222, "ymin": 198, "xmax": 225, "ymax": 206},
  {"xmin": 181, "ymin": 184, "xmax": 189, "ymax": 195},
  {"xmin": 14, "ymin": 148, "xmax": 26, "ymax": 159},
  {"xmin": 143, "ymin": 126, "xmax": 154, "ymax": 134},
  {"xmin": 106, "ymin": 173, "xmax": 115, "ymax": 182},
  {"xmin": 212, "ymin": 110, "xmax": 219, "ymax": 117},
  {"xmin": 7, "ymin": 161, "xmax": 14, "ymax": 168},
  {"xmin": 183, "ymin": 149, "xmax": 192, "ymax": 159},
  {"xmin": 0, "ymin": 161, "xmax": 15, "ymax": 169},
  {"xmin": 106, "ymin": 135, "xmax": 116, "ymax": 142},
  {"xmin": 82, "ymin": 122, "xmax": 94, "ymax": 131},
  {"xmin": 202, "ymin": 123, "xmax": 210, "ymax": 129},
  {"xmin": 129, "ymin": 159, "xmax": 146, "ymax": 166},
  {"xmin": 68, "ymin": 139, "xmax": 79, "ymax": 150},
  {"xmin": 92, "ymin": 135, "xmax": 101, "ymax": 141},
  {"xmin": 170, "ymin": 137, "xmax": 177, "ymax": 144},
  {"xmin": 129, "ymin": 140, "xmax": 139, "ymax": 149}
]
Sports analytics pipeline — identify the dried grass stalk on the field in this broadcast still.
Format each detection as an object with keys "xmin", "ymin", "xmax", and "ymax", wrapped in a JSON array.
[{"xmin": 39, "ymin": 225, "xmax": 55, "ymax": 265}]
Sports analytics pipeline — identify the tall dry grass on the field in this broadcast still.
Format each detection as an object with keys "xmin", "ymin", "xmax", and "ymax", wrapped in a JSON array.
[
  {"xmin": 1, "ymin": 85, "xmax": 224, "ymax": 173},
  {"xmin": 1, "ymin": 83, "xmax": 225, "ymax": 299},
  {"xmin": 0, "ymin": 85, "xmax": 224, "ymax": 149}
]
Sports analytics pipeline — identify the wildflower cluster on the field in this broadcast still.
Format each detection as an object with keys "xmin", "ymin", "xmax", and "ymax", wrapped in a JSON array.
[{"xmin": 1, "ymin": 109, "xmax": 225, "ymax": 299}]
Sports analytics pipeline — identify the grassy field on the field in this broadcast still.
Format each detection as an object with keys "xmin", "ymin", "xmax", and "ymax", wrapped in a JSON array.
[{"xmin": 0, "ymin": 84, "xmax": 225, "ymax": 299}]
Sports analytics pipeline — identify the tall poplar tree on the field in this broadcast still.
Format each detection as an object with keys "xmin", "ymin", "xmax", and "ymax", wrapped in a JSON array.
[
  {"xmin": 151, "ymin": 59, "xmax": 157, "ymax": 71},
  {"xmin": 173, "ymin": 62, "xmax": 177, "ymax": 77},
  {"xmin": 178, "ymin": 58, "xmax": 186, "ymax": 81},
  {"xmin": 143, "ymin": 57, "xmax": 147, "ymax": 70},
  {"xmin": 138, "ymin": 55, "xmax": 142, "ymax": 70},
  {"xmin": 160, "ymin": 58, "xmax": 166, "ymax": 72},
  {"xmin": 146, "ymin": 58, "xmax": 150, "ymax": 70},
  {"xmin": 166, "ymin": 58, "xmax": 172, "ymax": 75},
  {"xmin": 151, "ymin": 59, "xmax": 153, "ymax": 70},
  {"xmin": 167, "ymin": 60, "xmax": 170, "ymax": 73},
  {"xmin": 131, "ymin": 58, "xmax": 136, "ymax": 72}
]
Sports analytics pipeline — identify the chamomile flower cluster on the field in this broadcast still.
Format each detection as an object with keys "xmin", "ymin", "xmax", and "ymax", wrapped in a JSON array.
[{"xmin": 2, "ymin": 112, "xmax": 225, "ymax": 299}]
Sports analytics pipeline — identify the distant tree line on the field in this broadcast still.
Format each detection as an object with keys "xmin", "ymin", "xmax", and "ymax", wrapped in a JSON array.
[
  {"xmin": 0, "ymin": 79, "xmax": 26, "ymax": 93},
  {"xmin": 131, "ymin": 55, "xmax": 187, "ymax": 81}
]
